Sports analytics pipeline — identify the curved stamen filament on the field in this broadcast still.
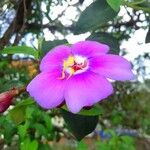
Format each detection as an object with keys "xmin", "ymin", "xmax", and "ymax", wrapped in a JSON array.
[
  {"xmin": 58, "ymin": 55, "xmax": 88, "ymax": 80},
  {"xmin": 58, "ymin": 56, "xmax": 75, "ymax": 80}
]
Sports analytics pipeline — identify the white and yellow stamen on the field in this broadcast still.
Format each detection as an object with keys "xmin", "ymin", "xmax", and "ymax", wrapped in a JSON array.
[{"xmin": 59, "ymin": 55, "xmax": 88, "ymax": 80}]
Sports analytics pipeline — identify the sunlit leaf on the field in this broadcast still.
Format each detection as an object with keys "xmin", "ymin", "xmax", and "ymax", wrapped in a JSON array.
[
  {"xmin": 77, "ymin": 141, "xmax": 88, "ymax": 150},
  {"xmin": 32, "ymin": 123, "xmax": 48, "ymax": 136},
  {"xmin": 0, "ymin": 46, "xmax": 39, "ymax": 59},
  {"xmin": 87, "ymin": 32, "xmax": 120, "ymax": 54},
  {"xmin": 41, "ymin": 39, "xmax": 68, "ymax": 57},
  {"xmin": 106, "ymin": 0, "xmax": 122, "ymax": 12},
  {"xmin": 18, "ymin": 121, "xmax": 29, "ymax": 140},
  {"xmin": 74, "ymin": 0, "xmax": 118, "ymax": 34},
  {"xmin": 9, "ymin": 98, "xmax": 34, "ymax": 124},
  {"xmin": 20, "ymin": 138, "xmax": 38, "ymax": 150}
]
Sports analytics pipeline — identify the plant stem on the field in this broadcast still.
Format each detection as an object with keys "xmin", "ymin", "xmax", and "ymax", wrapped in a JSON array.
[{"xmin": 122, "ymin": 0, "xmax": 150, "ymax": 13}]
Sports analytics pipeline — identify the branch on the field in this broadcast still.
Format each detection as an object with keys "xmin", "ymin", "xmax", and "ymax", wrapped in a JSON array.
[
  {"xmin": 0, "ymin": 0, "xmax": 32, "ymax": 50},
  {"xmin": 13, "ymin": 0, "xmax": 28, "ymax": 45},
  {"xmin": 26, "ymin": 23, "xmax": 74, "ymax": 32}
]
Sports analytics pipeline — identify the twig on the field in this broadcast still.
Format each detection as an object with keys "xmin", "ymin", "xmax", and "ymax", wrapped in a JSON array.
[
  {"xmin": 13, "ymin": 0, "xmax": 27, "ymax": 45},
  {"xmin": 0, "ymin": 0, "xmax": 32, "ymax": 50}
]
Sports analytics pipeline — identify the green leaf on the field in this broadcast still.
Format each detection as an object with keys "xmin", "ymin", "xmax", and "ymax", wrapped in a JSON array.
[
  {"xmin": 129, "ymin": 0, "xmax": 146, "ymax": 5},
  {"xmin": 0, "ymin": 46, "xmax": 39, "ymax": 59},
  {"xmin": 1, "ymin": 80, "xmax": 24, "ymax": 93},
  {"xmin": 62, "ymin": 104, "xmax": 104, "ymax": 116},
  {"xmin": 77, "ymin": 141, "xmax": 88, "ymax": 150},
  {"xmin": 61, "ymin": 109, "xmax": 98, "ymax": 141},
  {"xmin": 38, "ymin": 144, "xmax": 52, "ymax": 150},
  {"xmin": 121, "ymin": 136, "xmax": 135, "ymax": 145},
  {"xmin": 25, "ymin": 106, "xmax": 35, "ymax": 119},
  {"xmin": 124, "ymin": 1, "xmax": 150, "ymax": 13},
  {"xmin": 41, "ymin": 39, "xmax": 68, "ymax": 57},
  {"xmin": 136, "ymin": 0, "xmax": 150, "ymax": 7},
  {"xmin": 18, "ymin": 121, "xmax": 30, "ymax": 140},
  {"xmin": 32, "ymin": 123, "xmax": 47, "ymax": 136},
  {"xmin": 9, "ymin": 98, "xmax": 35, "ymax": 124},
  {"xmin": 74, "ymin": 0, "xmax": 118, "ymax": 34},
  {"xmin": 79, "ymin": 106, "xmax": 104, "ymax": 116},
  {"xmin": 87, "ymin": 32, "xmax": 120, "ymax": 54},
  {"xmin": 146, "ymin": 26, "xmax": 150, "ymax": 43},
  {"xmin": 42, "ymin": 113, "xmax": 52, "ymax": 131},
  {"xmin": 111, "ymin": 114, "xmax": 123, "ymax": 125},
  {"xmin": 20, "ymin": 138, "xmax": 38, "ymax": 150},
  {"xmin": 0, "ymin": 116, "xmax": 16, "ymax": 144},
  {"xmin": 106, "ymin": 0, "xmax": 122, "ymax": 12}
]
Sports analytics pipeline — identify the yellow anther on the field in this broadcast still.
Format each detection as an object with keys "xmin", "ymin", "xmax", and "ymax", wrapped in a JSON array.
[
  {"xmin": 63, "ymin": 60, "xmax": 67, "ymax": 69},
  {"xmin": 68, "ymin": 56, "xmax": 74, "ymax": 65},
  {"xmin": 64, "ymin": 56, "xmax": 74, "ymax": 69},
  {"xmin": 58, "ymin": 55, "xmax": 75, "ymax": 80}
]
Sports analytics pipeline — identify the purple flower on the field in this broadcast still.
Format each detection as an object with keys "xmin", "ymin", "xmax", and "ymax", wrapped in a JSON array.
[{"xmin": 27, "ymin": 41, "xmax": 135, "ymax": 113}]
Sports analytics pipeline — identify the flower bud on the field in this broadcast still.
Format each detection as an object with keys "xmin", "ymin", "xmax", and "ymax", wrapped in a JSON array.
[{"xmin": 0, "ymin": 89, "xmax": 18, "ymax": 113}]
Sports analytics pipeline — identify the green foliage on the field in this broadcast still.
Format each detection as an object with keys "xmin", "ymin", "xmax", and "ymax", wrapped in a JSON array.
[
  {"xmin": 123, "ymin": 0, "xmax": 150, "ymax": 12},
  {"xmin": 20, "ymin": 138, "xmax": 38, "ymax": 150},
  {"xmin": 106, "ymin": 0, "xmax": 122, "ymax": 12},
  {"xmin": 96, "ymin": 130, "xmax": 136, "ymax": 150},
  {"xmin": 87, "ymin": 32, "xmax": 120, "ymax": 54},
  {"xmin": 41, "ymin": 39, "xmax": 68, "ymax": 57},
  {"xmin": 9, "ymin": 98, "xmax": 34, "ymax": 124},
  {"xmin": 0, "ymin": 116, "xmax": 17, "ymax": 144},
  {"xmin": 77, "ymin": 140, "xmax": 88, "ymax": 150},
  {"xmin": 0, "ymin": 59, "xmax": 30, "ymax": 93},
  {"xmin": 18, "ymin": 121, "xmax": 30, "ymax": 140},
  {"xmin": 61, "ymin": 109, "xmax": 98, "ymax": 141},
  {"xmin": 9, "ymin": 103, "xmax": 54, "ymax": 149},
  {"xmin": 74, "ymin": 0, "xmax": 118, "ymax": 34},
  {"xmin": 62, "ymin": 104, "xmax": 104, "ymax": 116},
  {"xmin": 79, "ymin": 105, "xmax": 104, "ymax": 116},
  {"xmin": 0, "ymin": 46, "xmax": 39, "ymax": 59}
]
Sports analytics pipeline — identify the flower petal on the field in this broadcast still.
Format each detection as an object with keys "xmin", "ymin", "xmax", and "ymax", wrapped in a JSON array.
[
  {"xmin": 40, "ymin": 45, "xmax": 71, "ymax": 72},
  {"xmin": 27, "ymin": 71, "xmax": 65, "ymax": 109},
  {"xmin": 90, "ymin": 54, "xmax": 135, "ymax": 81},
  {"xmin": 64, "ymin": 71, "xmax": 113, "ymax": 113},
  {"xmin": 71, "ymin": 41, "xmax": 109, "ymax": 58}
]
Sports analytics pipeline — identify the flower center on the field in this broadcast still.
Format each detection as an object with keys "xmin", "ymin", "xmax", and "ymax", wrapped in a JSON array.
[{"xmin": 59, "ymin": 55, "xmax": 88, "ymax": 79}]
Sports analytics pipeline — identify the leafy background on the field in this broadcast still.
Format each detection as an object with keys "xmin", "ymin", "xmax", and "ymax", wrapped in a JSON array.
[{"xmin": 0, "ymin": 0, "xmax": 150, "ymax": 149}]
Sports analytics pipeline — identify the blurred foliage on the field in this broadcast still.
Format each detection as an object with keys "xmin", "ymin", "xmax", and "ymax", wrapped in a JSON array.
[{"xmin": 0, "ymin": 0, "xmax": 150, "ymax": 149}]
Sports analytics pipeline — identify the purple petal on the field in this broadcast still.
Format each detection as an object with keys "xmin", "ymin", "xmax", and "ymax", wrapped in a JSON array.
[
  {"xmin": 27, "ymin": 71, "xmax": 66, "ymax": 109},
  {"xmin": 71, "ymin": 41, "xmax": 109, "ymax": 58},
  {"xmin": 40, "ymin": 45, "xmax": 71, "ymax": 72},
  {"xmin": 90, "ymin": 54, "xmax": 135, "ymax": 81},
  {"xmin": 64, "ymin": 71, "xmax": 113, "ymax": 113}
]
